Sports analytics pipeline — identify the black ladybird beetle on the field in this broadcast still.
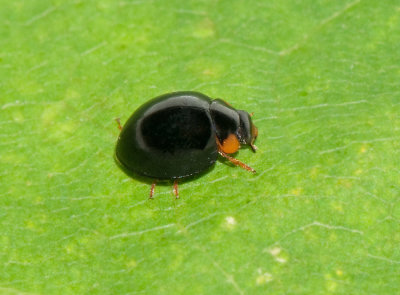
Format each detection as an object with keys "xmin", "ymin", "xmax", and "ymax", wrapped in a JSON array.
[{"xmin": 115, "ymin": 91, "xmax": 258, "ymax": 199}]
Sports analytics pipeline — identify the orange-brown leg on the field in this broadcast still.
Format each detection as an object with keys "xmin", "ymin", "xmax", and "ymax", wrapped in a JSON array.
[
  {"xmin": 115, "ymin": 118, "xmax": 122, "ymax": 131},
  {"xmin": 149, "ymin": 182, "xmax": 156, "ymax": 199},
  {"xmin": 218, "ymin": 150, "xmax": 256, "ymax": 173},
  {"xmin": 216, "ymin": 136, "xmax": 256, "ymax": 173},
  {"xmin": 173, "ymin": 180, "xmax": 179, "ymax": 199}
]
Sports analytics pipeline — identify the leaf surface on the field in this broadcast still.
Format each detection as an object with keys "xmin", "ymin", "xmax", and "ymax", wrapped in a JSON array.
[{"xmin": 1, "ymin": 0, "xmax": 399, "ymax": 294}]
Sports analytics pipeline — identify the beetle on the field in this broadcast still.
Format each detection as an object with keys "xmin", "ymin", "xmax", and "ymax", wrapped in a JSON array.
[{"xmin": 115, "ymin": 91, "xmax": 258, "ymax": 199}]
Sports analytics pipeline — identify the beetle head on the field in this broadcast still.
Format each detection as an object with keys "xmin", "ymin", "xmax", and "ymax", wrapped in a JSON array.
[{"xmin": 237, "ymin": 110, "xmax": 258, "ymax": 152}]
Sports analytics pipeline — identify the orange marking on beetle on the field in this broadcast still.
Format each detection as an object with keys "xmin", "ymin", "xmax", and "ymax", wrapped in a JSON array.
[{"xmin": 217, "ymin": 133, "xmax": 240, "ymax": 154}]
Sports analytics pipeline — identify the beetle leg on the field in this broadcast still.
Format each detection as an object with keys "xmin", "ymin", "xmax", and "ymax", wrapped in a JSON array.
[
  {"xmin": 218, "ymin": 150, "xmax": 256, "ymax": 173},
  {"xmin": 173, "ymin": 180, "xmax": 179, "ymax": 199},
  {"xmin": 250, "ymin": 143, "xmax": 258, "ymax": 152},
  {"xmin": 149, "ymin": 182, "xmax": 156, "ymax": 199},
  {"xmin": 115, "ymin": 118, "xmax": 122, "ymax": 131}
]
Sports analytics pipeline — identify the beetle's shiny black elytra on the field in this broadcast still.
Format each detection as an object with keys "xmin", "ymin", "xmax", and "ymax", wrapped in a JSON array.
[{"xmin": 115, "ymin": 91, "xmax": 258, "ymax": 199}]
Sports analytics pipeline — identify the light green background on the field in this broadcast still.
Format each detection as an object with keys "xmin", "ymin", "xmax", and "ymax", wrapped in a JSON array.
[{"xmin": 1, "ymin": 0, "xmax": 399, "ymax": 294}]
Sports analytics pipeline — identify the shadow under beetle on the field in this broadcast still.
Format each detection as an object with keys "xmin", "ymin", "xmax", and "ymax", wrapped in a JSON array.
[{"xmin": 115, "ymin": 91, "xmax": 258, "ymax": 199}]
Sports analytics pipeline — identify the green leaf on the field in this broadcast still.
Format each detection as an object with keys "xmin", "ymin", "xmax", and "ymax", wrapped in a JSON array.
[{"xmin": 1, "ymin": 0, "xmax": 399, "ymax": 294}]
